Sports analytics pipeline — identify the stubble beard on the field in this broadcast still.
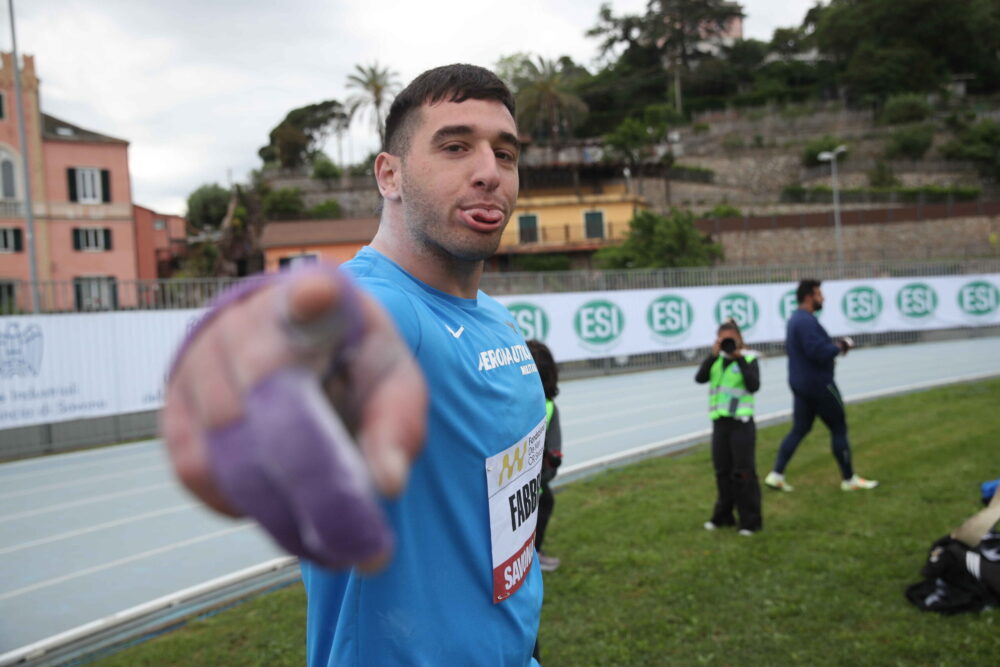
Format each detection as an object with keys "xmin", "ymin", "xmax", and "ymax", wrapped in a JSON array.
[{"xmin": 400, "ymin": 172, "xmax": 507, "ymax": 266}]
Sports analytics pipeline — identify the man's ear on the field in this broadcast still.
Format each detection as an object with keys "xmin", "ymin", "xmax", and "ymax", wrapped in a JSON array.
[{"xmin": 375, "ymin": 152, "xmax": 402, "ymax": 202}]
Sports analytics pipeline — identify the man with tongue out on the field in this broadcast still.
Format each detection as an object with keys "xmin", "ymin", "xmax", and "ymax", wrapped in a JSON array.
[{"xmin": 163, "ymin": 64, "xmax": 545, "ymax": 665}]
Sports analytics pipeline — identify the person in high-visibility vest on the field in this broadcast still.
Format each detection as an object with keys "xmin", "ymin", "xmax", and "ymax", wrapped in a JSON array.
[{"xmin": 694, "ymin": 319, "xmax": 763, "ymax": 535}]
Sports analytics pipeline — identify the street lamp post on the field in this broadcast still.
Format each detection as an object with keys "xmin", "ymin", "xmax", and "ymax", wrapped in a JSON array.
[{"xmin": 818, "ymin": 145, "xmax": 847, "ymax": 276}]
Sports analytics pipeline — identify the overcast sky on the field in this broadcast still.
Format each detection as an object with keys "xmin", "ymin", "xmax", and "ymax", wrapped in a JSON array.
[{"xmin": 13, "ymin": 0, "xmax": 818, "ymax": 215}]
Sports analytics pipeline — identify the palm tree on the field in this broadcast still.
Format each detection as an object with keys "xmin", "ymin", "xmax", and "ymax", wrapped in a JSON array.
[
  {"xmin": 514, "ymin": 57, "xmax": 588, "ymax": 146},
  {"xmin": 346, "ymin": 62, "xmax": 400, "ymax": 149}
]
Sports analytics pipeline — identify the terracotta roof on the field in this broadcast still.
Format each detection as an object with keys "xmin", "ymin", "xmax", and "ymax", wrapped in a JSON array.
[
  {"xmin": 259, "ymin": 218, "xmax": 379, "ymax": 248},
  {"xmin": 42, "ymin": 113, "xmax": 129, "ymax": 144}
]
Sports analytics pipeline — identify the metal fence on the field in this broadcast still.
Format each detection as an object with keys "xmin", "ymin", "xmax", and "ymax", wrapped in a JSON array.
[{"xmin": 3, "ymin": 258, "xmax": 999, "ymax": 457}]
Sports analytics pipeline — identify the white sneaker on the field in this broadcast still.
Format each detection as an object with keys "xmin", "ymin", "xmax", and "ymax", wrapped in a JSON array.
[
  {"xmin": 841, "ymin": 474, "xmax": 879, "ymax": 491},
  {"xmin": 764, "ymin": 471, "xmax": 793, "ymax": 492},
  {"xmin": 704, "ymin": 521, "xmax": 718, "ymax": 531},
  {"xmin": 738, "ymin": 529, "xmax": 755, "ymax": 537}
]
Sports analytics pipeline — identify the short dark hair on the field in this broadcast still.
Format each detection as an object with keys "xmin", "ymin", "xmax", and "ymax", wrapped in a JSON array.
[
  {"xmin": 797, "ymin": 279, "xmax": 822, "ymax": 304},
  {"xmin": 526, "ymin": 339, "xmax": 559, "ymax": 400},
  {"xmin": 383, "ymin": 64, "xmax": 516, "ymax": 156}
]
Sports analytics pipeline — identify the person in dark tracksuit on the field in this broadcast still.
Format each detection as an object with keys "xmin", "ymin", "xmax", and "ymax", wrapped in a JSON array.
[
  {"xmin": 695, "ymin": 319, "xmax": 763, "ymax": 535},
  {"xmin": 527, "ymin": 339, "xmax": 563, "ymax": 571},
  {"xmin": 764, "ymin": 279, "xmax": 879, "ymax": 493}
]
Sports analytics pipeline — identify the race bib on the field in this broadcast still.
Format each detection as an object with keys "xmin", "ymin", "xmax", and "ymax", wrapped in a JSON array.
[{"xmin": 485, "ymin": 417, "xmax": 546, "ymax": 603}]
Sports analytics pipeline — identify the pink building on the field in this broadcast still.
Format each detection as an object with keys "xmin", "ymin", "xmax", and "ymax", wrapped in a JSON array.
[{"xmin": 0, "ymin": 52, "xmax": 184, "ymax": 313}]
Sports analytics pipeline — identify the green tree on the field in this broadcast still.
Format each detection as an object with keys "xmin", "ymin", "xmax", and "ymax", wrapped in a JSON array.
[
  {"xmin": 603, "ymin": 106, "xmax": 675, "ymax": 173},
  {"xmin": 588, "ymin": 1, "xmax": 745, "ymax": 114},
  {"xmin": 594, "ymin": 209, "xmax": 722, "ymax": 269},
  {"xmin": 186, "ymin": 183, "xmax": 231, "ymax": 231},
  {"xmin": 503, "ymin": 55, "xmax": 588, "ymax": 145},
  {"xmin": 347, "ymin": 62, "xmax": 400, "ymax": 149},
  {"xmin": 815, "ymin": 0, "xmax": 1000, "ymax": 100},
  {"xmin": 258, "ymin": 100, "xmax": 348, "ymax": 169},
  {"xmin": 312, "ymin": 152, "xmax": 341, "ymax": 183}
]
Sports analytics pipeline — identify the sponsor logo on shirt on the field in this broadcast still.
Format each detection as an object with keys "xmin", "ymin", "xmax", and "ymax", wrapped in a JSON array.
[{"xmin": 477, "ymin": 343, "xmax": 533, "ymax": 372}]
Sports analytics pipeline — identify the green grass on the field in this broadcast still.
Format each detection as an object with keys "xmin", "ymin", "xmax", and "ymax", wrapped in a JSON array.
[{"xmin": 95, "ymin": 379, "xmax": 1000, "ymax": 666}]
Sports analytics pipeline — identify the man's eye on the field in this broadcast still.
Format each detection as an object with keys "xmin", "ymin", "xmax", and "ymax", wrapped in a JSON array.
[
  {"xmin": 496, "ymin": 150, "xmax": 516, "ymax": 162},
  {"xmin": 444, "ymin": 144, "xmax": 465, "ymax": 153}
]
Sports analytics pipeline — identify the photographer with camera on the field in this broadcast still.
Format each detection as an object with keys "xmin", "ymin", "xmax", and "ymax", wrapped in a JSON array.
[
  {"xmin": 695, "ymin": 319, "xmax": 763, "ymax": 536},
  {"xmin": 764, "ymin": 279, "xmax": 878, "ymax": 493}
]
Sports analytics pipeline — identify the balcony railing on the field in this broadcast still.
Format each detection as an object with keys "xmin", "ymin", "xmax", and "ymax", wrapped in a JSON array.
[{"xmin": 0, "ymin": 200, "xmax": 24, "ymax": 218}]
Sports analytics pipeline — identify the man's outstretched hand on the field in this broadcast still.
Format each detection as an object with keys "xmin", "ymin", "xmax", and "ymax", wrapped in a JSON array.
[{"xmin": 161, "ymin": 267, "xmax": 427, "ymax": 571}]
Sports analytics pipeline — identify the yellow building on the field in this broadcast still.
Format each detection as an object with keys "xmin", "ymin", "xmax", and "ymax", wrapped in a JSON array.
[{"xmin": 491, "ymin": 164, "xmax": 649, "ymax": 270}]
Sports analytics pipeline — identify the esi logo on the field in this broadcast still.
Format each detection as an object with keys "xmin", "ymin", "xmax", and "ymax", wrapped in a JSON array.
[
  {"xmin": 957, "ymin": 280, "xmax": 999, "ymax": 316},
  {"xmin": 714, "ymin": 293, "xmax": 759, "ymax": 330},
  {"xmin": 647, "ymin": 295, "xmax": 694, "ymax": 341},
  {"xmin": 507, "ymin": 302, "xmax": 550, "ymax": 341},
  {"xmin": 842, "ymin": 286, "xmax": 882, "ymax": 323},
  {"xmin": 896, "ymin": 282, "xmax": 938, "ymax": 319},
  {"xmin": 779, "ymin": 289, "xmax": 799, "ymax": 321},
  {"xmin": 574, "ymin": 299, "xmax": 624, "ymax": 348}
]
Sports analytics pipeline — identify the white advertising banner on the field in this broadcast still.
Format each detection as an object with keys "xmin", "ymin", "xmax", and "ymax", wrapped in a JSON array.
[
  {"xmin": 0, "ymin": 309, "xmax": 202, "ymax": 430},
  {"xmin": 493, "ymin": 274, "xmax": 1000, "ymax": 362},
  {"xmin": 1, "ymin": 274, "xmax": 998, "ymax": 430}
]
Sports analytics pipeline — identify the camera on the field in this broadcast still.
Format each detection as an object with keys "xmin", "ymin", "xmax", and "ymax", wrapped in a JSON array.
[{"xmin": 720, "ymin": 338, "xmax": 737, "ymax": 355}]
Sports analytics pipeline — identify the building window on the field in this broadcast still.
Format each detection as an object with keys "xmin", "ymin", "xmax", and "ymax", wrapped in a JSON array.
[
  {"xmin": 518, "ymin": 214, "xmax": 539, "ymax": 243},
  {"xmin": 584, "ymin": 210, "xmax": 605, "ymax": 239},
  {"xmin": 1, "ymin": 158, "xmax": 15, "ymax": 199},
  {"xmin": 67, "ymin": 167, "xmax": 111, "ymax": 204},
  {"xmin": 0, "ymin": 281, "xmax": 15, "ymax": 315},
  {"xmin": 0, "ymin": 226, "xmax": 22, "ymax": 252},
  {"xmin": 0, "ymin": 91, "xmax": 5, "ymax": 120},
  {"xmin": 278, "ymin": 253, "xmax": 319, "ymax": 269},
  {"xmin": 72, "ymin": 227, "xmax": 113, "ymax": 252},
  {"xmin": 153, "ymin": 218, "xmax": 166, "ymax": 230},
  {"xmin": 74, "ymin": 276, "xmax": 118, "ymax": 311}
]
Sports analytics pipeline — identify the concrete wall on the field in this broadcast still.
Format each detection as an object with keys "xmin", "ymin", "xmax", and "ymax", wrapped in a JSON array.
[{"xmin": 711, "ymin": 214, "xmax": 1000, "ymax": 266}]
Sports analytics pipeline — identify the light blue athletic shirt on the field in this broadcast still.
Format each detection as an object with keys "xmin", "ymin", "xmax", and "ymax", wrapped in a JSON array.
[{"xmin": 301, "ymin": 246, "xmax": 545, "ymax": 666}]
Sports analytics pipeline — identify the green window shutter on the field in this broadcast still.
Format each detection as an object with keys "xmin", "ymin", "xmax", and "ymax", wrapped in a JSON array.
[
  {"xmin": 67, "ymin": 168, "xmax": 78, "ymax": 202},
  {"xmin": 101, "ymin": 169, "xmax": 111, "ymax": 203}
]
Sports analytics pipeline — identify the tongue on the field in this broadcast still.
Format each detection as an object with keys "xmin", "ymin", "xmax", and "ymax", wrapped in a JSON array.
[{"xmin": 464, "ymin": 208, "xmax": 503, "ymax": 224}]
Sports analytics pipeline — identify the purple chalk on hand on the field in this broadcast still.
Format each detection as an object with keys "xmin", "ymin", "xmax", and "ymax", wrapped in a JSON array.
[
  {"xmin": 173, "ymin": 263, "xmax": 392, "ymax": 568},
  {"xmin": 208, "ymin": 367, "xmax": 392, "ymax": 567}
]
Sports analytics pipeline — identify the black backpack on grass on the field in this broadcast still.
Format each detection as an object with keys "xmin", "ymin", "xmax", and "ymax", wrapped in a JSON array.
[{"xmin": 905, "ymin": 532, "xmax": 1000, "ymax": 614}]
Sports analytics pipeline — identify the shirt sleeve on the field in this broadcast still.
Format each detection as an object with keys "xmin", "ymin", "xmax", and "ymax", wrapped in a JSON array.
[
  {"xmin": 694, "ymin": 355, "xmax": 717, "ymax": 383},
  {"xmin": 737, "ymin": 356, "xmax": 760, "ymax": 393},
  {"xmin": 798, "ymin": 316, "xmax": 840, "ymax": 363}
]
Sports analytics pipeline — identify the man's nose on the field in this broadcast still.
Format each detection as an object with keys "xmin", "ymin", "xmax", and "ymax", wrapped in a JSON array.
[{"xmin": 470, "ymin": 145, "xmax": 501, "ymax": 190}]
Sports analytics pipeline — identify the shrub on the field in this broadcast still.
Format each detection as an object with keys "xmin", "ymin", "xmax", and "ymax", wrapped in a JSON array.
[
  {"xmin": 942, "ymin": 119, "xmax": 1000, "ymax": 179},
  {"xmin": 880, "ymin": 93, "xmax": 932, "ymax": 125},
  {"xmin": 692, "ymin": 122, "xmax": 710, "ymax": 134},
  {"xmin": 307, "ymin": 199, "xmax": 342, "ymax": 219},
  {"xmin": 868, "ymin": 160, "xmax": 900, "ymax": 188},
  {"xmin": 511, "ymin": 253, "xmax": 571, "ymax": 272},
  {"xmin": 262, "ymin": 187, "xmax": 305, "ymax": 220},
  {"xmin": 704, "ymin": 203, "xmax": 742, "ymax": 218},
  {"xmin": 884, "ymin": 124, "xmax": 935, "ymax": 160},
  {"xmin": 801, "ymin": 135, "xmax": 847, "ymax": 166},
  {"xmin": 722, "ymin": 133, "xmax": 744, "ymax": 151},
  {"xmin": 312, "ymin": 154, "xmax": 341, "ymax": 182}
]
